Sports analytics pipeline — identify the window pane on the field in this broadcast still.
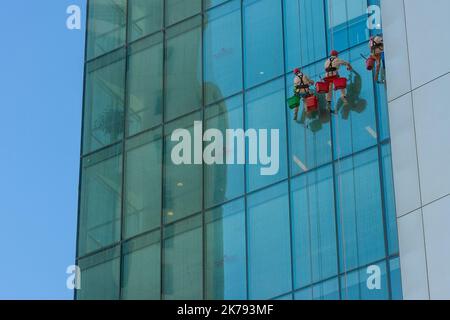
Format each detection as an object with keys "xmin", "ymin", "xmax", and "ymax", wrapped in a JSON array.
[
  {"xmin": 331, "ymin": 47, "xmax": 377, "ymax": 159},
  {"xmin": 335, "ymin": 147, "xmax": 386, "ymax": 272},
  {"xmin": 291, "ymin": 165, "xmax": 338, "ymax": 289},
  {"xmin": 83, "ymin": 50, "xmax": 126, "ymax": 154},
  {"xmin": 163, "ymin": 215, "xmax": 202, "ymax": 300},
  {"xmin": 312, "ymin": 278, "xmax": 339, "ymax": 300},
  {"xmin": 124, "ymin": 128, "xmax": 162, "ymax": 239},
  {"xmin": 77, "ymin": 246, "xmax": 120, "ymax": 300},
  {"xmin": 247, "ymin": 182, "xmax": 292, "ymax": 299},
  {"xmin": 245, "ymin": 79, "xmax": 288, "ymax": 192},
  {"xmin": 287, "ymin": 61, "xmax": 333, "ymax": 176},
  {"xmin": 390, "ymin": 257, "xmax": 403, "ymax": 300},
  {"xmin": 127, "ymin": 34, "xmax": 163, "ymax": 136},
  {"xmin": 78, "ymin": 145, "xmax": 122, "ymax": 256},
  {"xmin": 204, "ymin": 0, "xmax": 243, "ymax": 105},
  {"xmin": 381, "ymin": 144, "xmax": 399, "ymax": 255},
  {"xmin": 121, "ymin": 231, "xmax": 161, "ymax": 299},
  {"xmin": 294, "ymin": 287, "xmax": 313, "ymax": 300},
  {"xmin": 204, "ymin": 95, "xmax": 245, "ymax": 208},
  {"xmin": 87, "ymin": 0, "xmax": 126, "ymax": 59},
  {"xmin": 128, "ymin": 0, "xmax": 163, "ymax": 42},
  {"xmin": 283, "ymin": 0, "xmax": 327, "ymax": 71},
  {"xmin": 205, "ymin": 199, "xmax": 247, "ymax": 300},
  {"xmin": 243, "ymin": 0, "xmax": 284, "ymax": 88},
  {"xmin": 164, "ymin": 113, "xmax": 202, "ymax": 224},
  {"xmin": 340, "ymin": 261, "xmax": 388, "ymax": 300},
  {"xmin": 166, "ymin": 0, "xmax": 202, "ymax": 26},
  {"xmin": 165, "ymin": 17, "xmax": 203, "ymax": 121}
]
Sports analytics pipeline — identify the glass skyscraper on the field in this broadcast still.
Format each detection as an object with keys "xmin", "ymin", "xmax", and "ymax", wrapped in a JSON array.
[{"xmin": 76, "ymin": 0, "xmax": 402, "ymax": 300}]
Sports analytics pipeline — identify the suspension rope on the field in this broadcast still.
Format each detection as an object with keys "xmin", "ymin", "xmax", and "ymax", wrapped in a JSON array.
[{"xmin": 328, "ymin": 0, "xmax": 349, "ymax": 300}]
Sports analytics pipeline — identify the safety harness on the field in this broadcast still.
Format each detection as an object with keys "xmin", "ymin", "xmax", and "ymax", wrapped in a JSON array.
[
  {"xmin": 325, "ymin": 57, "xmax": 338, "ymax": 77},
  {"xmin": 370, "ymin": 37, "xmax": 384, "ymax": 54},
  {"xmin": 296, "ymin": 72, "xmax": 310, "ymax": 90}
]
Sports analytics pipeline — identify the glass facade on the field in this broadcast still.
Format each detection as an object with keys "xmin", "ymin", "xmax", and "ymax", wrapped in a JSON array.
[{"xmin": 76, "ymin": 0, "xmax": 402, "ymax": 300}]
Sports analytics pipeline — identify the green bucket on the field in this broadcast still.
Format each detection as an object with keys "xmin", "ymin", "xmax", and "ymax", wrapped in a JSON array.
[{"xmin": 287, "ymin": 95, "xmax": 300, "ymax": 109}]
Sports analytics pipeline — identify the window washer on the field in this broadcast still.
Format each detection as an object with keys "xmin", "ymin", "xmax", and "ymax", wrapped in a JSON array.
[
  {"xmin": 292, "ymin": 68, "xmax": 315, "ymax": 121},
  {"xmin": 368, "ymin": 35, "xmax": 384, "ymax": 83},
  {"xmin": 323, "ymin": 50, "xmax": 352, "ymax": 111}
]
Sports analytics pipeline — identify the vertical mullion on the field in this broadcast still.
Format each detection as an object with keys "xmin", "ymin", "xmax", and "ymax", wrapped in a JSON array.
[
  {"xmin": 240, "ymin": 0, "xmax": 250, "ymax": 300},
  {"xmin": 118, "ymin": 0, "xmax": 130, "ymax": 301},
  {"xmin": 280, "ymin": 0, "xmax": 295, "ymax": 299},
  {"xmin": 160, "ymin": 0, "xmax": 167, "ymax": 301},
  {"xmin": 74, "ymin": 0, "xmax": 91, "ymax": 300}
]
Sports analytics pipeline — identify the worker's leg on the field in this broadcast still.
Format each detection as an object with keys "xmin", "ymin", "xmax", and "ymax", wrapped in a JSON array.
[
  {"xmin": 374, "ymin": 55, "xmax": 382, "ymax": 82},
  {"xmin": 340, "ymin": 88, "xmax": 348, "ymax": 104},
  {"xmin": 326, "ymin": 83, "xmax": 333, "ymax": 104},
  {"xmin": 294, "ymin": 106, "xmax": 299, "ymax": 121}
]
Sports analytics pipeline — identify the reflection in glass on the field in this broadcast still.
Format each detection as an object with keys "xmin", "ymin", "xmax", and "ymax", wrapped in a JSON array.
[
  {"xmin": 163, "ymin": 215, "xmax": 202, "ymax": 300},
  {"xmin": 166, "ymin": 0, "xmax": 202, "ymax": 26},
  {"xmin": 78, "ymin": 145, "xmax": 122, "ymax": 256},
  {"xmin": 124, "ymin": 128, "xmax": 162, "ymax": 239},
  {"xmin": 164, "ymin": 113, "xmax": 202, "ymax": 224},
  {"xmin": 245, "ymin": 79, "xmax": 288, "ymax": 192},
  {"xmin": 128, "ymin": 0, "xmax": 163, "ymax": 42},
  {"xmin": 291, "ymin": 165, "xmax": 338, "ymax": 289},
  {"xmin": 77, "ymin": 246, "xmax": 120, "ymax": 300},
  {"xmin": 247, "ymin": 182, "xmax": 292, "ymax": 299},
  {"xmin": 335, "ymin": 147, "xmax": 386, "ymax": 272},
  {"xmin": 165, "ymin": 17, "xmax": 203, "ymax": 121},
  {"xmin": 205, "ymin": 199, "xmax": 247, "ymax": 299},
  {"xmin": 204, "ymin": 1, "xmax": 242, "ymax": 105},
  {"xmin": 121, "ymin": 231, "xmax": 161, "ymax": 299},
  {"xmin": 127, "ymin": 34, "xmax": 163, "ymax": 136},
  {"xmin": 83, "ymin": 50, "xmax": 126, "ymax": 154},
  {"xmin": 87, "ymin": 0, "xmax": 126, "ymax": 60},
  {"xmin": 204, "ymin": 95, "xmax": 244, "ymax": 209},
  {"xmin": 243, "ymin": 0, "xmax": 284, "ymax": 88}
]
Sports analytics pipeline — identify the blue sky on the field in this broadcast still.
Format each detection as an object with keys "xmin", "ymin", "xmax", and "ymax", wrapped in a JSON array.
[{"xmin": 0, "ymin": 0, "xmax": 86, "ymax": 299}]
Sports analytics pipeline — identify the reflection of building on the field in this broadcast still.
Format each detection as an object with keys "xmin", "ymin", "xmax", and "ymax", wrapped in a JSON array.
[{"xmin": 76, "ymin": 0, "xmax": 403, "ymax": 300}]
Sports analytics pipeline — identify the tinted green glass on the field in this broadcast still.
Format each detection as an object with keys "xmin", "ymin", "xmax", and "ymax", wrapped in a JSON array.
[
  {"xmin": 77, "ymin": 246, "xmax": 120, "ymax": 300},
  {"xmin": 247, "ymin": 182, "xmax": 292, "ymax": 299},
  {"xmin": 165, "ymin": 17, "xmax": 203, "ymax": 121},
  {"xmin": 312, "ymin": 278, "xmax": 339, "ymax": 300},
  {"xmin": 284, "ymin": 0, "xmax": 327, "ymax": 71},
  {"xmin": 340, "ymin": 262, "xmax": 388, "ymax": 300},
  {"xmin": 128, "ymin": 0, "xmax": 163, "ymax": 42},
  {"xmin": 127, "ymin": 34, "xmax": 163, "ymax": 136},
  {"xmin": 124, "ymin": 128, "xmax": 162, "ymax": 239},
  {"xmin": 87, "ymin": 0, "xmax": 126, "ymax": 60},
  {"xmin": 204, "ymin": 1, "xmax": 243, "ymax": 105},
  {"xmin": 121, "ymin": 231, "xmax": 161, "ymax": 299},
  {"xmin": 164, "ymin": 112, "xmax": 202, "ymax": 224},
  {"xmin": 166, "ymin": 0, "xmax": 202, "ymax": 26},
  {"xmin": 205, "ymin": 199, "xmax": 247, "ymax": 300},
  {"xmin": 243, "ymin": 0, "xmax": 284, "ymax": 88},
  {"xmin": 390, "ymin": 257, "xmax": 403, "ymax": 300},
  {"xmin": 335, "ymin": 147, "xmax": 386, "ymax": 272},
  {"xmin": 287, "ymin": 60, "xmax": 333, "ymax": 176},
  {"xmin": 291, "ymin": 165, "xmax": 338, "ymax": 289},
  {"xmin": 204, "ymin": 95, "xmax": 245, "ymax": 208},
  {"xmin": 83, "ymin": 50, "xmax": 126, "ymax": 154},
  {"xmin": 78, "ymin": 145, "xmax": 122, "ymax": 256},
  {"xmin": 245, "ymin": 79, "xmax": 288, "ymax": 192},
  {"xmin": 163, "ymin": 215, "xmax": 202, "ymax": 300}
]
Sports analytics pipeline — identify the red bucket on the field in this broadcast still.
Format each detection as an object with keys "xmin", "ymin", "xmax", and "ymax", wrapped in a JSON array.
[
  {"xmin": 333, "ymin": 77, "xmax": 347, "ymax": 90},
  {"xmin": 316, "ymin": 81, "xmax": 329, "ymax": 94},
  {"xmin": 366, "ymin": 56, "xmax": 376, "ymax": 71},
  {"xmin": 305, "ymin": 95, "xmax": 319, "ymax": 112}
]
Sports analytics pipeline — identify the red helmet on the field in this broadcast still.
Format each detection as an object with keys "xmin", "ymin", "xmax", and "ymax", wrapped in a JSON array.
[
  {"xmin": 293, "ymin": 68, "xmax": 300, "ymax": 74},
  {"xmin": 330, "ymin": 50, "xmax": 339, "ymax": 57}
]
